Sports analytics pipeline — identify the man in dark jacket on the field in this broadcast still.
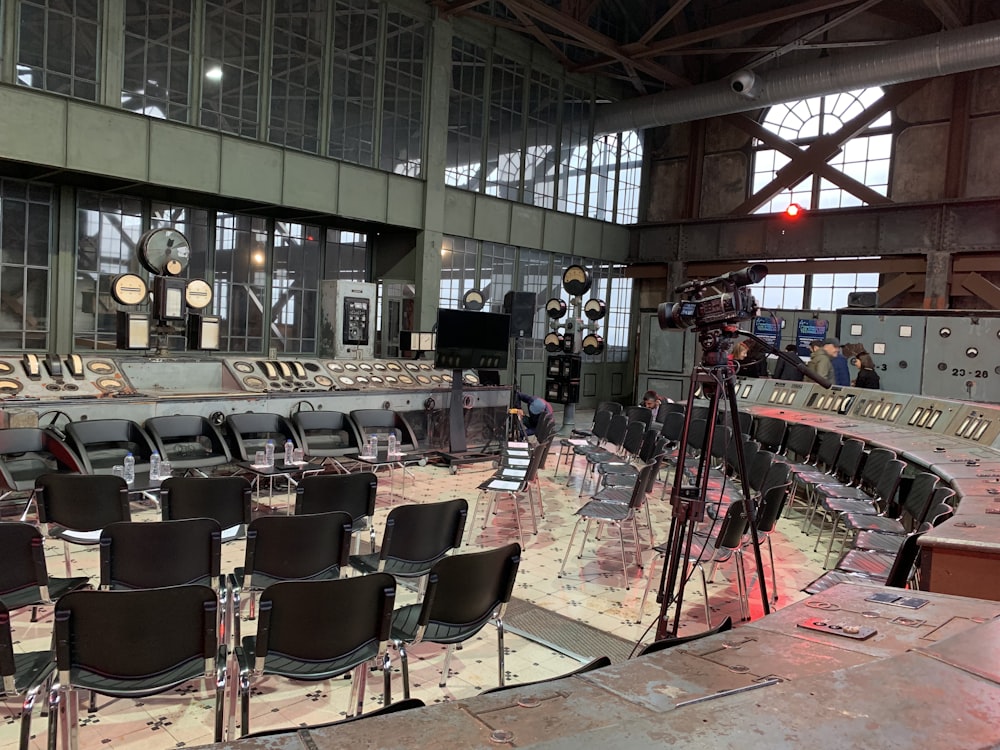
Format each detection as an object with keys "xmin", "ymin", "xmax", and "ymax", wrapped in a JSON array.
[
  {"xmin": 773, "ymin": 344, "xmax": 804, "ymax": 381},
  {"xmin": 517, "ymin": 392, "xmax": 553, "ymax": 436},
  {"xmin": 823, "ymin": 337, "xmax": 852, "ymax": 386}
]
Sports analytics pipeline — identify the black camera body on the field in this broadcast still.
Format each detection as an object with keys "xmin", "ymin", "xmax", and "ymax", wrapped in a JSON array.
[{"xmin": 657, "ymin": 263, "xmax": 767, "ymax": 332}]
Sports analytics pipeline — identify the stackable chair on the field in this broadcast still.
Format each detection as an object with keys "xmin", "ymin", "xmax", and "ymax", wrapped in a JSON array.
[
  {"xmin": 160, "ymin": 475, "xmax": 253, "ymax": 542},
  {"xmin": 475, "ymin": 442, "xmax": 547, "ymax": 548},
  {"xmin": 1, "ymin": 599, "xmax": 54, "ymax": 750},
  {"xmin": 751, "ymin": 416, "xmax": 787, "ymax": 453},
  {"xmin": 295, "ymin": 471, "xmax": 378, "ymax": 553},
  {"xmin": 570, "ymin": 414, "xmax": 629, "ymax": 491},
  {"xmin": 803, "ymin": 530, "xmax": 926, "ymax": 595},
  {"xmin": 579, "ymin": 419, "xmax": 645, "ymax": 496},
  {"xmin": 851, "ymin": 487, "xmax": 955, "ymax": 557},
  {"xmin": 561, "ymin": 410, "xmax": 614, "ymax": 479},
  {"xmin": 0, "ymin": 522, "xmax": 90, "ymax": 622},
  {"xmin": 349, "ymin": 409, "xmax": 420, "ymax": 452},
  {"xmin": 797, "ymin": 438, "xmax": 866, "ymax": 534},
  {"xmin": 783, "ymin": 430, "xmax": 842, "ymax": 520},
  {"xmin": 389, "ymin": 543, "xmax": 520, "ymax": 700}
]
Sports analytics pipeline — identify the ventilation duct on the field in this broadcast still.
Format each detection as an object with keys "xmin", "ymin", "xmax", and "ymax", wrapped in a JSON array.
[{"xmin": 595, "ymin": 21, "xmax": 1000, "ymax": 135}]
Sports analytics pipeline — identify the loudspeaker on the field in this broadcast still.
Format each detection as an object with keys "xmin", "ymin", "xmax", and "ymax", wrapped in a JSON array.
[
  {"xmin": 503, "ymin": 291, "xmax": 536, "ymax": 337},
  {"xmin": 847, "ymin": 291, "xmax": 877, "ymax": 308}
]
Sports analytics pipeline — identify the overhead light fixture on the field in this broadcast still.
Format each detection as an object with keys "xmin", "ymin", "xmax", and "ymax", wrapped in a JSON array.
[{"xmin": 205, "ymin": 66, "xmax": 223, "ymax": 81}]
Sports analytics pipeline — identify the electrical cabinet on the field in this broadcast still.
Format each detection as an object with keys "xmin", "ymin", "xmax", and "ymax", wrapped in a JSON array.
[{"xmin": 320, "ymin": 281, "xmax": 377, "ymax": 359}]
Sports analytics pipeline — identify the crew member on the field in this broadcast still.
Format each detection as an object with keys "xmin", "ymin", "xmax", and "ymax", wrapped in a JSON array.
[
  {"xmin": 809, "ymin": 340, "xmax": 833, "ymax": 382},
  {"xmin": 852, "ymin": 353, "xmax": 881, "ymax": 389},
  {"xmin": 517, "ymin": 392, "xmax": 553, "ymax": 436},
  {"xmin": 823, "ymin": 337, "xmax": 851, "ymax": 386}
]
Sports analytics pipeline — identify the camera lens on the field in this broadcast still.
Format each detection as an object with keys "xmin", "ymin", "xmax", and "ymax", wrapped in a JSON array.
[{"xmin": 658, "ymin": 301, "xmax": 696, "ymax": 330}]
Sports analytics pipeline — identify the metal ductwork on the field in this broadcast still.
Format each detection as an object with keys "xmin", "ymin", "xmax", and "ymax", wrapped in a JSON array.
[{"xmin": 595, "ymin": 20, "xmax": 1000, "ymax": 135}]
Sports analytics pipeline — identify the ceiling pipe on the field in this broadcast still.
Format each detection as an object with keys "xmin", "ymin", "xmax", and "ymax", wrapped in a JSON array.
[{"xmin": 594, "ymin": 20, "xmax": 1000, "ymax": 135}]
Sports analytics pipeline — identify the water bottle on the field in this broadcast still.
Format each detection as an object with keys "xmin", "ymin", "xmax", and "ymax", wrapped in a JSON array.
[
  {"xmin": 149, "ymin": 450, "xmax": 161, "ymax": 481},
  {"xmin": 284, "ymin": 439, "xmax": 294, "ymax": 465},
  {"xmin": 367, "ymin": 434, "xmax": 378, "ymax": 459},
  {"xmin": 387, "ymin": 433, "xmax": 398, "ymax": 458},
  {"xmin": 264, "ymin": 439, "xmax": 275, "ymax": 467},
  {"xmin": 123, "ymin": 452, "xmax": 135, "ymax": 485}
]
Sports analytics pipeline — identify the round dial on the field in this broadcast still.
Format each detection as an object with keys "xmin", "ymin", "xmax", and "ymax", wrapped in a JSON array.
[
  {"xmin": 137, "ymin": 228, "xmax": 191, "ymax": 276},
  {"xmin": 0, "ymin": 361, "xmax": 13, "ymax": 375},
  {"xmin": 463, "ymin": 289, "xmax": 486, "ymax": 311},
  {"xmin": 544, "ymin": 332, "xmax": 564, "ymax": 352},
  {"xmin": 545, "ymin": 298, "xmax": 567, "ymax": 319},
  {"xmin": 398, "ymin": 374, "xmax": 413, "ymax": 384},
  {"xmin": 87, "ymin": 360, "xmax": 114, "ymax": 374},
  {"xmin": 583, "ymin": 299, "xmax": 607, "ymax": 321},
  {"xmin": 314, "ymin": 375, "xmax": 333, "ymax": 387},
  {"xmin": 233, "ymin": 361, "xmax": 254, "ymax": 374},
  {"xmin": 96, "ymin": 377, "xmax": 124, "ymax": 392},
  {"xmin": 582, "ymin": 333, "xmax": 605, "ymax": 355},
  {"xmin": 344, "ymin": 362, "xmax": 358, "ymax": 371},
  {"xmin": 185, "ymin": 279, "xmax": 213, "ymax": 309},
  {"xmin": 561, "ymin": 265, "xmax": 592, "ymax": 296},
  {"xmin": 0, "ymin": 378, "xmax": 22, "ymax": 394},
  {"xmin": 111, "ymin": 274, "xmax": 149, "ymax": 306},
  {"xmin": 359, "ymin": 362, "xmax": 373, "ymax": 371},
  {"xmin": 243, "ymin": 376, "xmax": 266, "ymax": 390},
  {"xmin": 327, "ymin": 362, "xmax": 344, "ymax": 372}
]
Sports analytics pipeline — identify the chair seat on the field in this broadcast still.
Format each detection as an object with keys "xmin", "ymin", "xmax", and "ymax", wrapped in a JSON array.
[
  {"xmin": 823, "ymin": 498, "xmax": 879, "ymax": 516},
  {"xmin": 0, "ymin": 576, "xmax": 90, "ymax": 610},
  {"xmin": 9, "ymin": 650, "xmax": 54, "ymax": 696},
  {"xmin": 814, "ymin": 484, "xmax": 874, "ymax": 501},
  {"xmin": 576, "ymin": 501, "xmax": 630, "ymax": 521},
  {"xmin": 234, "ymin": 564, "xmax": 341, "ymax": 591},
  {"xmin": 597, "ymin": 462, "xmax": 637, "ymax": 476},
  {"xmin": 349, "ymin": 553, "xmax": 436, "ymax": 579},
  {"xmin": 591, "ymin": 487, "xmax": 631, "ymax": 504},
  {"xmin": 242, "ymin": 636, "xmax": 379, "ymax": 680},
  {"xmin": 478, "ymin": 478, "xmax": 526, "ymax": 492},
  {"xmin": 842, "ymin": 515, "xmax": 906, "ymax": 534},
  {"xmin": 835, "ymin": 549, "xmax": 894, "ymax": 577},
  {"xmin": 802, "ymin": 570, "xmax": 883, "ymax": 595},
  {"xmin": 390, "ymin": 602, "xmax": 488, "ymax": 645},
  {"xmin": 70, "ymin": 657, "xmax": 205, "ymax": 697},
  {"xmin": 301, "ymin": 431, "xmax": 352, "ymax": 453},
  {"xmin": 852, "ymin": 530, "xmax": 905, "ymax": 553}
]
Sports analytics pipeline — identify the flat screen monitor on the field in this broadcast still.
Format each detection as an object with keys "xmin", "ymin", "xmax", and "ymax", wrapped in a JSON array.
[{"xmin": 434, "ymin": 308, "xmax": 511, "ymax": 370}]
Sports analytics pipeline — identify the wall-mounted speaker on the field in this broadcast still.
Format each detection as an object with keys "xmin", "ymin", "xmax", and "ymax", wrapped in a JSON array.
[
  {"xmin": 847, "ymin": 292, "xmax": 877, "ymax": 308},
  {"xmin": 503, "ymin": 291, "xmax": 536, "ymax": 337}
]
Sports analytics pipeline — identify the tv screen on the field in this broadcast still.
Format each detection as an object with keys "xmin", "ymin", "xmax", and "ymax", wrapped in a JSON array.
[{"xmin": 435, "ymin": 308, "xmax": 511, "ymax": 370}]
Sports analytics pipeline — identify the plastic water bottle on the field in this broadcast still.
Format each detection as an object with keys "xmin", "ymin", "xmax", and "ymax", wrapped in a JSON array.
[
  {"xmin": 264, "ymin": 439, "xmax": 275, "ymax": 467},
  {"xmin": 387, "ymin": 433, "xmax": 398, "ymax": 458},
  {"xmin": 284, "ymin": 439, "xmax": 294, "ymax": 465},
  {"xmin": 367, "ymin": 434, "xmax": 378, "ymax": 459},
  {"xmin": 149, "ymin": 451, "xmax": 161, "ymax": 481},
  {"xmin": 123, "ymin": 452, "xmax": 135, "ymax": 485}
]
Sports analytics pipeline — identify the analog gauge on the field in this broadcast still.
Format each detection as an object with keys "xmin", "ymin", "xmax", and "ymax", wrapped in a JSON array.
[
  {"xmin": 355, "ymin": 375, "xmax": 369, "ymax": 385},
  {"xmin": 405, "ymin": 363, "xmax": 419, "ymax": 372},
  {"xmin": 373, "ymin": 362, "xmax": 387, "ymax": 371},
  {"xmin": 398, "ymin": 374, "xmax": 413, "ymax": 385},
  {"xmin": 462, "ymin": 288, "xmax": 486, "ymax": 311},
  {"xmin": 561, "ymin": 264, "xmax": 592, "ymax": 296},
  {"xmin": 583, "ymin": 298, "xmax": 607, "ymax": 321},
  {"xmin": 582, "ymin": 333, "xmax": 605, "ymax": 355},
  {"xmin": 243, "ymin": 376, "xmax": 266, "ymax": 390},
  {"xmin": 137, "ymin": 227, "xmax": 191, "ymax": 276},
  {"xmin": 370, "ymin": 375, "xmax": 384, "ymax": 384},
  {"xmin": 939, "ymin": 327, "xmax": 952, "ymax": 338},
  {"xmin": 967, "ymin": 347, "xmax": 980, "ymax": 358},
  {"xmin": 442, "ymin": 374, "xmax": 452, "ymax": 383},
  {"xmin": 545, "ymin": 298, "xmax": 567, "ymax": 319},
  {"xmin": 0, "ymin": 361, "xmax": 13, "ymax": 375},
  {"xmin": 544, "ymin": 332, "xmax": 564, "ymax": 352},
  {"xmin": 111, "ymin": 274, "xmax": 149, "ymax": 306},
  {"xmin": 0, "ymin": 378, "xmax": 23, "ymax": 394},
  {"xmin": 386, "ymin": 361, "xmax": 402, "ymax": 371},
  {"xmin": 463, "ymin": 373, "xmax": 480, "ymax": 385},
  {"xmin": 417, "ymin": 375, "xmax": 431, "ymax": 384},
  {"xmin": 314, "ymin": 375, "xmax": 333, "ymax": 387},
  {"xmin": 184, "ymin": 278, "xmax": 213, "ymax": 309},
  {"xmin": 359, "ymin": 362, "xmax": 373, "ymax": 371},
  {"xmin": 233, "ymin": 361, "xmax": 254, "ymax": 374},
  {"xmin": 344, "ymin": 362, "xmax": 358, "ymax": 371},
  {"xmin": 96, "ymin": 377, "xmax": 124, "ymax": 392},
  {"xmin": 327, "ymin": 362, "xmax": 344, "ymax": 372},
  {"xmin": 304, "ymin": 362, "xmax": 320, "ymax": 372},
  {"xmin": 419, "ymin": 363, "xmax": 432, "ymax": 371},
  {"xmin": 385, "ymin": 375, "xmax": 398, "ymax": 384},
  {"xmin": 430, "ymin": 375, "xmax": 442, "ymax": 383},
  {"xmin": 87, "ymin": 360, "xmax": 114, "ymax": 374},
  {"xmin": 338, "ymin": 376, "xmax": 355, "ymax": 386}
]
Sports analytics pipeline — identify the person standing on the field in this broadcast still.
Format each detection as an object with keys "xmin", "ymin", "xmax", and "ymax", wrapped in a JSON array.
[
  {"xmin": 773, "ymin": 344, "xmax": 805, "ymax": 381},
  {"xmin": 823, "ymin": 337, "xmax": 851, "ymax": 386},
  {"xmin": 852, "ymin": 353, "xmax": 881, "ymax": 389},
  {"xmin": 808, "ymin": 340, "xmax": 833, "ymax": 382}
]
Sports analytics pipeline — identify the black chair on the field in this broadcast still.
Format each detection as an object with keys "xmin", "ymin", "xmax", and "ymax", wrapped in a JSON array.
[
  {"xmin": 571, "ymin": 402, "xmax": 622, "ymax": 440},
  {"xmin": 230, "ymin": 510, "xmax": 352, "ymax": 633},
  {"xmin": 296, "ymin": 471, "xmax": 378, "ymax": 553},
  {"xmin": 389, "ymin": 543, "xmax": 521, "ymax": 700},
  {"xmin": 752, "ymin": 416, "xmax": 787, "ymax": 453},
  {"xmin": 63, "ymin": 419, "xmax": 157, "ymax": 475},
  {"xmin": 803, "ymin": 531, "xmax": 925, "ymax": 595},
  {"xmin": 562, "ymin": 410, "xmax": 615, "ymax": 478},
  {"xmin": 0, "ymin": 427, "xmax": 83, "ymax": 519},
  {"xmin": 476, "ymin": 443, "xmax": 547, "ymax": 548},
  {"xmin": 625, "ymin": 406, "xmax": 654, "ymax": 428},
  {"xmin": 235, "ymin": 574, "xmax": 396, "ymax": 735},
  {"xmin": 224, "ymin": 412, "xmax": 301, "ymax": 462},
  {"xmin": 348, "ymin": 409, "xmax": 419, "ymax": 452},
  {"xmin": 99, "ymin": 518, "xmax": 222, "ymax": 590},
  {"xmin": 1, "ymin": 599, "xmax": 55, "ymax": 750},
  {"xmin": 34, "ymin": 473, "xmax": 132, "ymax": 577},
  {"xmin": 851, "ymin": 487, "xmax": 955, "ymax": 555},
  {"xmin": 160, "ymin": 475, "xmax": 252, "ymax": 542},
  {"xmin": 478, "ymin": 656, "xmax": 611, "ymax": 695},
  {"xmin": 798, "ymin": 438, "xmax": 866, "ymax": 534},
  {"xmin": 0, "ymin": 522, "xmax": 89, "ymax": 621},
  {"xmin": 349, "ymin": 498, "xmax": 468, "ymax": 586},
  {"xmin": 144, "ymin": 415, "xmax": 233, "ymax": 473},
  {"xmin": 49, "ymin": 585, "xmax": 227, "ymax": 747},
  {"xmin": 241, "ymin": 697, "xmax": 425, "ymax": 740},
  {"xmin": 638, "ymin": 616, "xmax": 734, "ymax": 656},
  {"xmin": 292, "ymin": 410, "xmax": 358, "ymax": 470}
]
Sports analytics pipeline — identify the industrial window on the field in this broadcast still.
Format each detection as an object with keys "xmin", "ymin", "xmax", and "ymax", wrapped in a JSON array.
[
  {"xmin": 122, "ymin": 0, "xmax": 191, "ymax": 122},
  {"xmin": 17, "ymin": 0, "xmax": 101, "ymax": 101},
  {"xmin": 381, "ymin": 9, "xmax": 427, "ymax": 176},
  {"xmin": 484, "ymin": 55, "xmax": 525, "ymax": 201},
  {"xmin": 751, "ymin": 88, "xmax": 892, "ymax": 214},
  {"xmin": 271, "ymin": 222, "xmax": 322, "ymax": 354},
  {"xmin": 214, "ymin": 213, "xmax": 267, "ymax": 353},
  {"xmin": 480, "ymin": 242, "xmax": 516, "ymax": 315},
  {"xmin": 742, "ymin": 258, "xmax": 879, "ymax": 312},
  {"xmin": 200, "ymin": 0, "xmax": 263, "ymax": 139},
  {"xmin": 0, "ymin": 180, "xmax": 52, "ymax": 350},
  {"xmin": 323, "ymin": 230, "xmax": 368, "ymax": 281},
  {"xmin": 588, "ymin": 131, "xmax": 642, "ymax": 224},
  {"xmin": 557, "ymin": 85, "xmax": 591, "ymax": 216},
  {"xmin": 439, "ymin": 237, "xmax": 478, "ymax": 310},
  {"xmin": 328, "ymin": 0, "xmax": 379, "ymax": 167},
  {"xmin": 524, "ymin": 70, "xmax": 560, "ymax": 210},
  {"xmin": 445, "ymin": 39, "xmax": 487, "ymax": 190},
  {"xmin": 269, "ymin": 1, "xmax": 326, "ymax": 154}
]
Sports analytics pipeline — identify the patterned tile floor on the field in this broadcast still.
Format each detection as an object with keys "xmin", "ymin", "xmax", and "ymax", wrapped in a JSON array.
[{"xmin": 2, "ymin": 442, "xmax": 830, "ymax": 749}]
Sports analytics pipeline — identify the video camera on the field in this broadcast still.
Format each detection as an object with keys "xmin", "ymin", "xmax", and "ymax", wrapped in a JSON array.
[{"xmin": 657, "ymin": 264, "xmax": 767, "ymax": 331}]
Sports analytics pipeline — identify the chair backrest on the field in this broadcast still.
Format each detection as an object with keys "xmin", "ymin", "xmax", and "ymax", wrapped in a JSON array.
[
  {"xmin": 832, "ymin": 438, "xmax": 866, "ymax": 483},
  {"xmin": 100, "ymin": 518, "xmax": 221, "ymax": 590},
  {"xmin": 160, "ymin": 476, "xmax": 252, "ymax": 531},
  {"xmin": 784, "ymin": 423, "xmax": 818, "ymax": 461},
  {"xmin": 378, "ymin": 498, "xmax": 468, "ymax": 569},
  {"xmin": 685, "ymin": 419, "xmax": 708, "ymax": 457},
  {"xmin": 589, "ymin": 409, "xmax": 614, "ymax": 442},
  {"xmin": 349, "ymin": 409, "xmax": 419, "ymax": 451},
  {"xmin": 709, "ymin": 425, "xmax": 734, "ymax": 464},
  {"xmin": 0, "ymin": 428, "xmax": 83, "ymax": 492},
  {"xmin": 54, "ymin": 585, "xmax": 218, "ymax": 686},
  {"xmin": 603, "ymin": 414, "xmax": 630, "ymax": 449},
  {"xmin": 814, "ymin": 431, "xmax": 843, "ymax": 471},
  {"xmin": 901, "ymin": 472, "xmax": 940, "ymax": 526},
  {"xmin": 596, "ymin": 401, "xmax": 624, "ymax": 417},
  {"xmin": 874, "ymin": 459, "xmax": 906, "ymax": 515},
  {"xmin": 745, "ymin": 450, "xmax": 775, "ymax": 492},
  {"xmin": 64, "ymin": 419, "xmax": 157, "ymax": 473},
  {"xmin": 35, "ymin": 473, "xmax": 131, "ymax": 532},
  {"xmin": 253, "ymin": 574, "xmax": 396, "ymax": 675},
  {"xmin": 716, "ymin": 500, "xmax": 749, "ymax": 551},
  {"xmin": 295, "ymin": 471, "xmax": 377, "ymax": 524},
  {"xmin": 755, "ymin": 483, "xmax": 792, "ymax": 534},
  {"xmin": 752, "ymin": 417, "xmax": 787, "ymax": 453},
  {"xmin": 625, "ymin": 406, "xmax": 654, "ymax": 428},
  {"xmin": 416, "ymin": 543, "xmax": 521, "ymax": 636},
  {"xmin": 144, "ymin": 415, "xmax": 232, "ymax": 468},
  {"xmin": 727, "ymin": 438, "xmax": 759, "ymax": 477},
  {"xmin": 884, "ymin": 532, "xmax": 925, "ymax": 588},
  {"xmin": 621, "ymin": 460, "xmax": 661, "ymax": 511},
  {"xmin": 292, "ymin": 410, "xmax": 356, "ymax": 455},
  {"xmin": 637, "ymin": 429, "xmax": 661, "ymax": 463},
  {"xmin": 637, "ymin": 616, "xmax": 734, "ymax": 656},
  {"xmin": 656, "ymin": 402, "xmax": 685, "ymax": 423},
  {"xmin": 620, "ymin": 420, "xmax": 647, "ymax": 457},
  {"xmin": 0, "ymin": 522, "xmax": 60, "ymax": 603},
  {"xmin": 759, "ymin": 460, "xmax": 790, "ymax": 497},
  {"xmin": 243, "ymin": 511, "xmax": 352, "ymax": 587},
  {"xmin": 660, "ymin": 411, "xmax": 686, "ymax": 443},
  {"xmin": 858, "ymin": 448, "xmax": 896, "ymax": 492},
  {"xmin": 225, "ymin": 412, "xmax": 300, "ymax": 462},
  {"xmin": 689, "ymin": 405, "xmax": 711, "ymax": 424}
]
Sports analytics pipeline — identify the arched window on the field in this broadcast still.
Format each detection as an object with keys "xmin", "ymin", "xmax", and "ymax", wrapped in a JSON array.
[{"xmin": 751, "ymin": 88, "xmax": 892, "ymax": 214}]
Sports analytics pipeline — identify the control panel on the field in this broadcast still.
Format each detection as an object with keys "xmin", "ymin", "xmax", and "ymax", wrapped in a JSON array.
[
  {"xmin": 224, "ymin": 358, "xmax": 332, "ymax": 393},
  {"xmin": 0, "ymin": 354, "xmax": 135, "ymax": 401},
  {"xmin": 320, "ymin": 281, "xmax": 377, "ymax": 359}
]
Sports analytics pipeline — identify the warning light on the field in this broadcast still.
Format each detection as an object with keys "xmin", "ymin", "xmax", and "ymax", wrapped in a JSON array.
[{"xmin": 784, "ymin": 203, "xmax": 803, "ymax": 218}]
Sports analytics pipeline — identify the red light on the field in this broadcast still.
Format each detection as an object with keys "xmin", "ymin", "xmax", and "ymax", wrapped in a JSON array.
[
  {"xmin": 306, "ymin": 235, "xmax": 314, "ymax": 241},
  {"xmin": 785, "ymin": 203, "xmax": 803, "ymax": 218}
]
